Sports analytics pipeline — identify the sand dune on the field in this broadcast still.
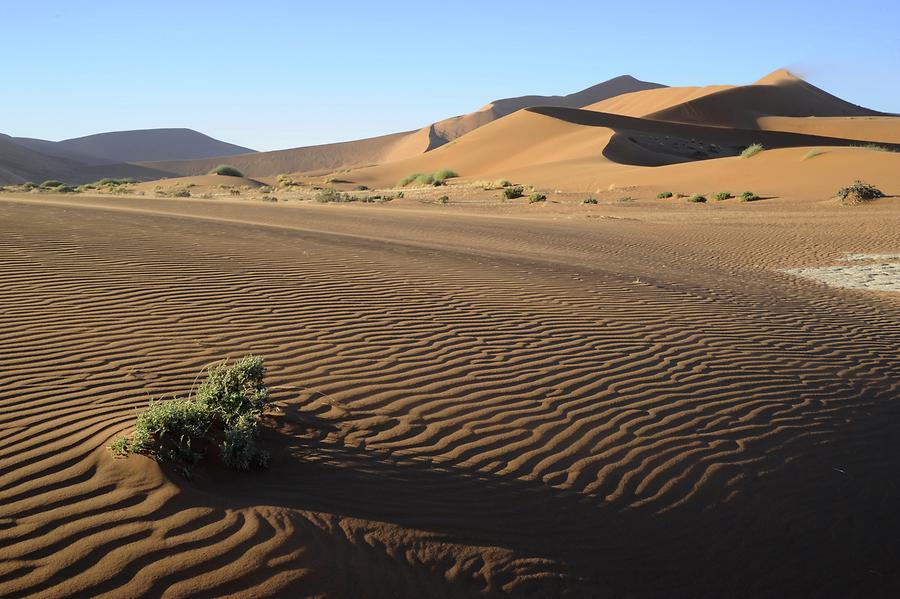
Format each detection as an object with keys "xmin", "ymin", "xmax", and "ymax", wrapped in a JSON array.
[
  {"xmin": 585, "ymin": 84, "xmax": 733, "ymax": 117},
  {"xmin": 1, "ymin": 195, "xmax": 899, "ymax": 596},
  {"xmin": 647, "ymin": 69, "xmax": 885, "ymax": 128},
  {"xmin": 143, "ymin": 76, "xmax": 665, "ymax": 178}
]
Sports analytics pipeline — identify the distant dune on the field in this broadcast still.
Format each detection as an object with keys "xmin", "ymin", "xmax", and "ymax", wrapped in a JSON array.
[{"xmin": 14, "ymin": 128, "xmax": 256, "ymax": 164}]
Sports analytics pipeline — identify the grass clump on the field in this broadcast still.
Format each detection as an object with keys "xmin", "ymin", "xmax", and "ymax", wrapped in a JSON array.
[
  {"xmin": 713, "ymin": 192, "xmax": 733, "ymax": 201},
  {"xmin": 582, "ymin": 197, "xmax": 598, "ymax": 205},
  {"xmin": 173, "ymin": 189, "xmax": 191, "ymax": 198},
  {"xmin": 56, "ymin": 185, "xmax": 77, "ymax": 193},
  {"xmin": 862, "ymin": 144, "xmax": 896, "ymax": 153},
  {"xmin": 112, "ymin": 356, "xmax": 270, "ymax": 474},
  {"xmin": 836, "ymin": 180, "xmax": 885, "ymax": 205},
  {"xmin": 502, "ymin": 185, "xmax": 524, "ymax": 199},
  {"xmin": 40, "ymin": 180, "xmax": 66, "ymax": 189},
  {"xmin": 740, "ymin": 191, "xmax": 760, "ymax": 202},
  {"xmin": 276, "ymin": 174, "xmax": 302, "ymax": 188},
  {"xmin": 741, "ymin": 143, "xmax": 764, "ymax": 158},
  {"xmin": 438, "ymin": 195, "xmax": 449, "ymax": 204},
  {"xmin": 432, "ymin": 169, "xmax": 458, "ymax": 182},
  {"xmin": 209, "ymin": 165, "xmax": 244, "ymax": 177},
  {"xmin": 803, "ymin": 148, "xmax": 823, "ymax": 160},
  {"xmin": 495, "ymin": 179, "xmax": 512, "ymax": 188},
  {"xmin": 528, "ymin": 193, "xmax": 547, "ymax": 204},
  {"xmin": 399, "ymin": 169, "xmax": 459, "ymax": 187},
  {"xmin": 618, "ymin": 196, "xmax": 636, "ymax": 203},
  {"xmin": 656, "ymin": 191, "xmax": 673, "ymax": 199},
  {"xmin": 688, "ymin": 194, "xmax": 707, "ymax": 203}
]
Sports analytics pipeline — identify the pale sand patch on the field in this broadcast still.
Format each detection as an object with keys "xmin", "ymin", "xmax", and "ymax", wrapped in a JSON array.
[{"xmin": 783, "ymin": 254, "xmax": 900, "ymax": 291}]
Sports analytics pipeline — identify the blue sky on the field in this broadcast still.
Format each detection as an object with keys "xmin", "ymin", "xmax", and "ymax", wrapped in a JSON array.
[{"xmin": 3, "ymin": 0, "xmax": 898, "ymax": 151}]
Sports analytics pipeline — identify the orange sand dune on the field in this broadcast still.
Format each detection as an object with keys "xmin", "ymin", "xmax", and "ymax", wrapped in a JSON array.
[
  {"xmin": 143, "ymin": 76, "xmax": 664, "ymax": 179},
  {"xmin": 345, "ymin": 105, "xmax": 900, "ymax": 191},
  {"xmin": 757, "ymin": 116, "xmax": 900, "ymax": 143},
  {"xmin": 585, "ymin": 84, "xmax": 733, "ymax": 117},
  {"xmin": 1, "ymin": 194, "xmax": 899, "ymax": 597},
  {"xmin": 647, "ymin": 69, "xmax": 885, "ymax": 128}
]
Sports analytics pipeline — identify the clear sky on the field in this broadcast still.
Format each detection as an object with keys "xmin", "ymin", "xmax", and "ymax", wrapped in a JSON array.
[{"xmin": 3, "ymin": 0, "xmax": 898, "ymax": 151}]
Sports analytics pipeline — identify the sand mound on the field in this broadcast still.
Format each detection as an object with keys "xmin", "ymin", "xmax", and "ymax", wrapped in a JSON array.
[{"xmin": 585, "ymin": 84, "xmax": 733, "ymax": 117}]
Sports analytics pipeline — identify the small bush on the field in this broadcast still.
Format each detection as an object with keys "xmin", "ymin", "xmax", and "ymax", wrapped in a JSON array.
[
  {"xmin": 495, "ymin": 179, "xmax": 512, "ymax": 188},
  {"xmin": 433, "ymin": 169, "xmax": 458, "ymax": 182},
  {"xmin": 688, "ymin": 194, "xmax": 707, "ymax": 203},
  {"xmin": 56, "ymin": 185, "xmax": 76, "ymax": 193},
  {"xmin": 112, "ymin": 355, "xmax": 270, "ymax": 475},
  {"xmin": 656, "ymin": 191, "xmax": 673, "ymax": 199},
  {"xmin": 502, "ymin": 186, "xmax": 524, "ymax": 199},
  {"xmin": 862, "ymin": 144, "xmax": 895, "ymax": 153},
  {"xmin": 740, "ymin": 191, "xmax": 760, "ymax": 202},
  {"xmin": 230, "ymin": 188, "xmax": 241, "ymax": 195},
  {"xmin": 40, "ymin": 180, "xmax": 65, "ymax": 188},
  {"xmin": 173, "ymin": 189, "xmax": 191, "ymax": 198},
  {"xmin": 582, "ymin": 197, "xmax": 598, "ymax": 204},
  {"xmin": 209, "ymin": 165, "xmax": 244, "ymax": 177},
  {"xmin": 741, "ymin": 143, "xmax": 764, "ymax": 158},
  {"xmin": 713, "ymin": 192, "xmax": 733, "ymax": 201},
  {"xmin": 356, "ymin": 185, "xmax": 369, "ymax": 191},
  {"xmin": 261, "ymin": 195, "xmax": 279, "ymax": 202},
  {"xmin": 438, "ymin": 195, "xmax": 449, "ymax": 204},
  {"xmin": 836, "ymin": 180, "xmax": 884, "ymax": 205},
  {"xmin": 529, "ymin": 193, "xmax": 547, "ymax": 204}
]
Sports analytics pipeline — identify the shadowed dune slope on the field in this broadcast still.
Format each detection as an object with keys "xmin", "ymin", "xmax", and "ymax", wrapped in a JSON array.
[
  {"xmin": 1, "ymin": 197, "xmax": 899, "ymax": 597},
  {"xmin": 647, "ymin": 69, "xmax": 886, "ymax": 128}
]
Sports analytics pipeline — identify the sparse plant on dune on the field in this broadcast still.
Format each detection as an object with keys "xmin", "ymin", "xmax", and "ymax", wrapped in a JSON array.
[
  {"xmin": 230, "ymin": 188, "xmax": 241, "ymax": 195},
  {"xmin": 209, "ymin": 165, "xmax": 244, "ymax": 177},
  {"xmin": 713, "ymin": 192, "xmax": 733, "ymax": 201},
  {"xmin": 741, "ymin": 143, "xmax": 764, "ymax": 158},
  {"xmin": 836, "ymin": 180, "xmax": 884, "ymax": 205},
  {"xmin": 40, "ymin": 180, "xmax": 66, "ymax": 189},
  {"xmin": 688, "ymin": 194, "xmax": 707, "ymax": 203},
  {"xmin": 618, "ymin": 196, "xmax": 636, "ymax": 203},
  {"xmin": 276, "ymin": 174, "xmax": 302, "ymax": 188},
  {"xmin": 261, "ymin": 195, "xmax": 279, "ymax": 202},
  {"xmin": 112, "ymin": 356, "xmax": 270, "ymax": 475},
  {"xmin": 438, "ymin": 195, "xmax": 449, "ymax": 204},
  {"xmin": 803, "ymin": 148, "xmax": 824, "ymax": 160},
  {"xmin": 656, "ymin": 191, "xmax": 673, "ymax": 199},
  {"xmin": 740, "ymin": 191, "xmax": 760, "ymax": 202},
  {"xmin": 582, "ymin": 197, "xmax": 598, "ymax": 204},
  {"xmin": 861, "ymin": 144, "xmax": 896, "ymax": 153},
  {"xmin": 173, "ymin": 189, "xmax": 191, "ymax": 197},
  {"xmin": 502, "ymin": 185, "xmax": 524, "ymax": 199},
  {"xmin": 55, "ymin": 185, "xmax": 76, "ymax": 193},
  {"xmin": 529, "ymin": 193, "xmax": 547, "ymax": 204},
  {"xmin": 495, "ymin": 179, "xmax": 512, "ymax": 188},
  {"xmin": 433, "ymin": 169, "xmax": 459, "ymax": 182}
]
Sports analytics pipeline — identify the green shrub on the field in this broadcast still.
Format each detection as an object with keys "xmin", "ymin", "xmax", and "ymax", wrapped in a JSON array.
[
  {"xmin": 656, "ymin": 191, "xmax": 673, "ymax": 199},
  {"xmin": 740, "ymin": 191, "xmax": 760, "ymax": 202},
  {"xmin": 40, "ymin": 180, "xmax": 65, "ymax": 188},
  {"xmin": 438, "ymin": 195, "xmax": 449, "ymax": 204},
  {"xmin": 502, "ymin": 186, "xmax": 524, "ymax": 199},
  {"xmin": 713, "ymin": 192, "xmax": 733, "ymax": 201},
  {"xmin": 432, "ymin": 169, "xmax": 458, "ymax": 182},
  {"xmin": 582, "ymin": 197, "xmax": 598, "ymax": 204},
  {"xmin": 688, "ymin": 194, "xmax": 707, "ymax": 203},
  {"xmin": 741, "ymin": 143, "xmax": 764, "ymax": 158},
  {"xmin": 112, "ymin": 355, "xmax": 270, "ymax": 474},
  {"xmin": 836, "ymin": 180, "xmax": 884, "ymax": 204},
  {"xmin": 209, "ymin": 165, "xmax": 244, "ymax": 177},
  {"xmin": 173, "ymin": 189, "xmax": 191, "ymax": 198},
  {"xmin": 56, "ymin": 185, "xmax": 76, "ymax": 193},
  {"xmin": 529, "ymin": 193, "xmax": 547, "ymax": 204}
]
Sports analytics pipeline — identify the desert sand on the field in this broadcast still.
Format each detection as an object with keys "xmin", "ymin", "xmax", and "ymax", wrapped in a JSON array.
[{"xmin": 1, "ymin": 68, "xmax": 900, "ymax": 598}]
